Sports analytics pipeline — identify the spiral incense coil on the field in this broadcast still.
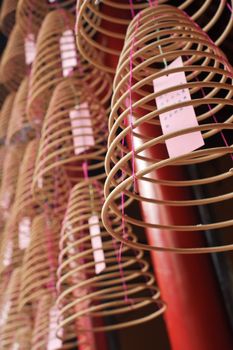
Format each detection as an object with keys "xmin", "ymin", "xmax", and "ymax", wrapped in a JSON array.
[
  {"xmin": 0, "ymin": 0, "xmax": 17, "ymax": 36},
  {"xmin": 0, "ymin": 83, "xmax": 9, "ymax": 109},
  {"xmin": 17, "ymin": 0, "xmax": 76, "ymax": 38},
  {"xmin": 32, "ymin": 294, "xmax": 78, "ymax": 350},
  {"xmin": 102, "ymin": 5, "xmax": 233, "ymax": 254},
  {"xmin": 27, "ymin": 9, "xmax": 112, "ymax": 128},
  {"xmin": 10, "ymin": 327, "xmax": 32, "ymax": 350},
  {"xmin": 13, "ymin": 140, "xmax": 42, "ymax": 223},
  {"xmin": 7, "ymin": 77, "xmax": 35, "ymax": 144},
  {"xmin": 0, "ymin": 144, "xmax": 26, "ymax": 216},
  {"xmin": 0, "ymin": 268, "xmax": 32, "ymax": 349},
  {"xmin": 0, "ymin": 219, "xmax": 24, "ymax": 274},
  {"xmin": 19, "ymin": 214, "xmax": 60, "ymax": 309},
  {"xmin": 0, "ymin": 92, "xmax": 16, "ymax": 143},
  {"xmin": 33, "ymin": 78, "xmax": 108, "ymax": 195},
  {"xmin": 0, "ymin": 25, "xmax": 26, "ymax": 91},
  {"xmin": 76, "ymin": 0, "xmax": 233, "ymax": 74},
  {"xmin": 56, "ymin": 180, "xmax": 165, "ymax": 332}
]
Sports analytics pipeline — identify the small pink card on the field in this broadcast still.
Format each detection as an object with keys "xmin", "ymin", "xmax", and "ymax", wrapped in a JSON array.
[
  {"xmin": 47, "ymin": 305, "xmax": 63, "ymax": 350},
  {"xmin": 88, "ymin": 215, "xmax": 106, "ymax": 275},
  {"xmin": 24, "ymin": 33, "xmax": 36, "ymax": 65},
  {"xmin": 60, "ymin": 30, "xmax": 78, "ymax": 77},
  {"xmin": 153, "ymin": 56, "xmax": 204, "ymax": 158},
  {"xmin": 18, "ymin": 217, "xmax": 31, "ymax": 250},
  {"xmin": 69, "ymin": 102, "xmax": 95, "ymax": 155}
]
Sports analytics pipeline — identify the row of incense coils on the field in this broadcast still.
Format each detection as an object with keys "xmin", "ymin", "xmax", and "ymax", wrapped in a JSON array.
[{"xmin": 0, "ymin": 0, "xmax": 232, "ymax": 349}]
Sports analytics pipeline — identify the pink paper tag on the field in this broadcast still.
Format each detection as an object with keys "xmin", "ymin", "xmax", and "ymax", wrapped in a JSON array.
[
  {"xmin": 24, "ymin": 33, "xmax": 36, "ymax": 65},
  {"xmin": 69, "ymin": 102, "xmax": 95, "ymax": 155},
  {"xmin": 88, "ymin": 215, "xmax": 106, "ymax": 274},
  {"xmin": 47, "ymin": 305, "xmax": 63, "ymax": 350},
  {"xmin": 153, "ymin": 56, "xmax": 204, "ymax": 158},
  {"xmin": 3, "ymin": 241, "xmax": 13, "ymax": 267},
  {"xmin": 60, "ymin": 30, "xmax": 78, "ymax": 77},
  {"xmin": 18, "ymin": 217, "xmax": 31, "ymax": 250}
]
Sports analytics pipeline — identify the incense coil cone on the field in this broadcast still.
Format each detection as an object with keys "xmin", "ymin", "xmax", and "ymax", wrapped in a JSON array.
[
  {"xmin": 0, "ymin": 219, "xmax": 25, "ymax": 274},
  {"xmin": 19, "ymin": 215, "xmax": 60, "ymax": 309},
  {"xmin": 0, "ymin": 268, "xmax": 32, "ymax": 349},
  {"xmin": 7, "ymin": 77, "xmax": 35, "ymax": 144},
  {"xmin": 17, "ymin": 0, "xmax": 76, "ymax": 38},
  {"xmin": 33, "ymin": 77, "xmax": 108, "ymax": 194},
  {"xmin": 0, "ymin": 0, "xmax": 17, "ymax": 36},
  {"xmin": 56, "ymin": 180, "xmax": 165, "ymax": 332},
  {"xmin": 0, "ymin": 25, "xmax": 26, "ymax": 91},
  {"xmin": 27, "ymin": 9, "xmax": 112, "ymax": 128},
  {"xmin": 14, "ymin": 140, "xmax": 41, "ymax": 221},
  {"xmin": 0, "ymin": 93, "xmax": 16, "ymax": 143},
  {"xmin": 0, "ymin": 83, "xmax": 9, "ymax": 109},
  {"xmin": 0, "ymin": 144, "xmax": 26, "ymax": 217},
  {"xmin": 76, "ymin": 0, "xmax": 233, "ymax": 74},
  {"xmin": 0, "ymin": 145, "xmax": 6, "ymax": 184},
  {"xmin": 102, "ymin": 5, "xmax": 233, "ymax": 253},
  {"xmin": 32, "ymin": 294, "xmax": 79, "ymax": 350}
]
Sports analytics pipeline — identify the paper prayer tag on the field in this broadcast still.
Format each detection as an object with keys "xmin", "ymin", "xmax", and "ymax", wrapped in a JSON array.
[
  {"xmin": 47, "ymin": 305, "xmax": 63, "ymax": 350},
  {"xmin": 24, "ymin": 33, "xmax": 36, "ymax": 65},
  {"xmin": 69, "ymin": 102, "xmax": 95, "ymax": 155},
  {"xmin": 18, "ymin": 217, "xmax": 31, "ymax": 250},
  {"xmin": 88, "ymin": 215, "xmax": 106, "ymax": 274},
  {"xmin": 60, "ymin": 30, "xmax": 78, "ymax": 77},
  {"xmin": 153, "ymin": 56, "xmax": 204, "ymax": 158}
]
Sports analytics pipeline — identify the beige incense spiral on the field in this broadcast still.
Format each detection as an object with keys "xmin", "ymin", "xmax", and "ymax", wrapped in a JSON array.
[
  {"xmin": 0, "ymin": 0, "xmax": 17, "ymax": 36},
  {"xmin": 19, "ymin": 214, "xmax": 60, "ymax": 310},
  {"xmin": 0, "ymin": 219, "xmax": 25, "ymax": 275},
  {"xmin": 102, "ymin": 5, "xmax": 233, "ymax": 253},
  {"xmin": 7, "ymin": 77, "xmax": 35, "ymax": 144},
  {"xmin": 27, "ymin": 9, "xmax": 112, "ymax": 128},
  {"xmin": 13, "ymin": 140, "xmax": 41, "ymax": 222},
  {"xmin": 0, "ymin": 144, "xmax": 26, "ymax": 217},
  {"xmin": 17, "ymin": 0, "xmax": 76, "ymax": 38},
  {"xmin": 76, "ymin": 0, "xmax": 233, "ymax": 74},
  {"xmin": 0, "ymin": 25, "xmax": 26, "ymax": 91},
  {"xmin": 0, "ymin": 93, "xmax": 15, "ymax": 143},
  {"xmin": 56, "ymin": 180, "xmax": 165, "ymax": 333},
  {"xmin": 0, "ymin": 268, "xmax": 32, "ymax": 350},
  {"xmin": 33, "ymin": 77, "xmax": 108, "ymax": 197},
  {"xmin": 31, "ymin": 294, "xmax": 78, "ymax": 350}
]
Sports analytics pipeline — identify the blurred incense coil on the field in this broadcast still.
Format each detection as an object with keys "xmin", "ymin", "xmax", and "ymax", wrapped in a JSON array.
[
  {"xmin": 0, "ymin": 219, "xmax": 25, "ymax": 274},
  {"xmin": 0, "ymin": 25, "xmax": 26, "ymax": 91},
  {"xmin": 33, "ymin": 77, "xmax": 108, "ymax": 194},
  {"xmin": 13, "ymin": 140, "xmax": 41, "ymax": 222},
  {"xmin": 31, "ymin": 294, "xmax": 79, "ymax": 350},
  {"xmin": 102, "ymin": 5, "xmax": 233, "ymax": 254},
  {"xmin": 0, "ymin": 0, "xmax": 17, "ymax": 36},
  {"xmin": 0, "ymin": 268, "xmax": 32, "ymax": 349},
  {"xmin": 19, "ymin": 214, "xmax": 60, "ymax": 309},
  {"xmin": 7, "ymin": 77, "xmax": 35, "ymax": 144},
  {"xmin": 56, "ymin": 180, "xmax": 165, "ymax": 332},
  {"xmin": 0, "ymin": 83, "xmax": 9, "ymax": 109},
  {"xmin": 0, "ymin": 144, "xmax": 26, "ymax": 217},
  {"xmin": 0, "ymin": 145, "xmax": 6, "ymax": 184},
  {"xmin": 76, "ymin": 0, "xmax": 233, "ymax": 74},
  {"xmin": 0, "ymin": 92, "xmax": 16, "ymax": 143},
  {"xmin": 17, "ymin": 0, "xmax": 76, "ymax": 38},
  {"xmin": 27, "ymin": 9, "xmax": 112, "ymax": 128}
]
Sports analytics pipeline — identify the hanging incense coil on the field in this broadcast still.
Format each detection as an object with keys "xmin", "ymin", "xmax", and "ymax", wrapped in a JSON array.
[
  {"xmin": 102, "ymin": 5, "xmax": 233, "ymax": 254},
  {"xmin": 19, "ymin": 214, "xmax": 60, "ymax": 309},
  {"xmin": 76, "ymin": 0, "xmax": 233, "ymax": 74},
  {"xmin": 33, "ymin": 78, "xmax": 108, "ymax": 197},
  {"xmin": 0, "ymin": 219, "xmax": 25, "ymax": 274},
  {"xmin": 57, "ymin": 180, "xmax": 165, "ymax": 332},
  {"xmin": 31, "ymin": 294, "xmax": 78, "ymax": 350},
  {"xmin": 0, "ymin": 92, "xmax": 16, "ymax": 143},
  {"xmin": 17, "ymin": 0, "xmax": 76, "ymax": 38},
  {"xmin": 0, "ymin": 144, "xmax": 26, "ymax": 217},
  {"xmin": 7, "ymin": 77, "xmax": 35, "ymax": 144},
  {"xmin": 0, "ymin": 83, "xmax": 9, "ymax": 109},
  {"xmin": 0, "ymin": 268, "xmax": 32, "ymax": 349},
  {"xmin": 0, "ymin": 25, "xmax": 26, "ymax": 91},
  {"xmin": 27, "ymin": 9, "xmax": 112, "ymax": 128},
  {"xmin": 0, "ymin": 0, "xmax": 17, "ymax": 36},
  {"xmin": 13, "ymin": 140, "xmax": 41, "ymax": 223}
]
